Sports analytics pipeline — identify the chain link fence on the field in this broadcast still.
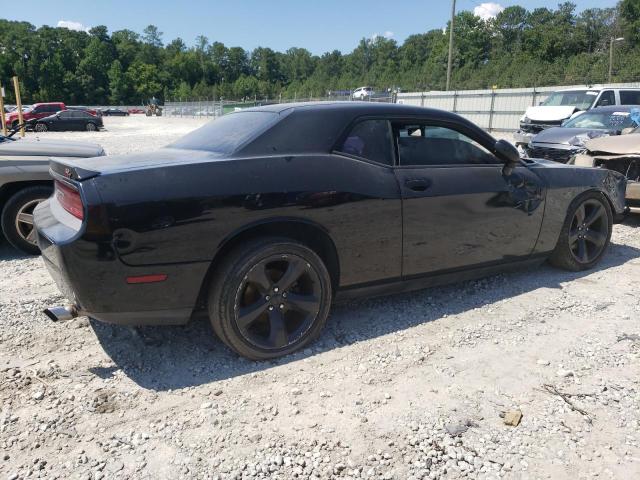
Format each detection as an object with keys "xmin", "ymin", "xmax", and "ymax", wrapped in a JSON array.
[{"xmin": 163, "ymin": 94, "xmax": 395, "ymax": 119}]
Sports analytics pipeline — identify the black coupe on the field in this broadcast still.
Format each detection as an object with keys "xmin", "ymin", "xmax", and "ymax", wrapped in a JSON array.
[
  {"xmin": 34, "ymin": 103, "xmax": 627, "ymax": 359},
  {"xmin": 33, "ymin": 110, "xmax": 103, "ymax": 132},
  {"xmin": 101, "ymin": 108, "xmax": 130, "ymax": 117}
]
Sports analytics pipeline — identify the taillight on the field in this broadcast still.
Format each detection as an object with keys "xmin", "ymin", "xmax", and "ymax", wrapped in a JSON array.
[{"xmin": 54, "ymin": 180, "xmax": 84, "ymax": 220}]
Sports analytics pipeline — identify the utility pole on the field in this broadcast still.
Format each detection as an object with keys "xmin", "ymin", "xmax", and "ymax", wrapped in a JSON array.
[
  {"xmin": 446, "ymin": 0, "xmax": 456, "ymax": 91},
  {"xmin": 608, "ymin": 37, "xmax": 624, "ymax": 84}
]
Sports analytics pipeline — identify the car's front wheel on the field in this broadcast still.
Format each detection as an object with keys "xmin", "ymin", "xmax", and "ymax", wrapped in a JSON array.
[
  {"xmin": 1, "ymin": 186, "xmax": 52, "ymax": 255},
  {"xmin": 208, "ymin": 237, "xmax": 332, "ymax": 360},
  {"xmin": 549, "ymin": 191, "xmax": 612, "ymax": 271},
  {"xmin": 86, "ymin": 122, "xmax": 97, "ymax": 132},
  {"xmin": 35, "ymin": 123, "xmax": 48, "ymax": 132}
]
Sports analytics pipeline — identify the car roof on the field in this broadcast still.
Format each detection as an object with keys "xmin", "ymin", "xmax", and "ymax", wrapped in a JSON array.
[
  {"xmin": 555, "ymin": 87, "xmax": 640, "ymax": 92},
  {"xmin": 239, "ymin": 101, "xmax": 457, "ymax": 118},
  {"xmin": 235, "ymin": 101, "xmax": 497, "ymax": 157}
]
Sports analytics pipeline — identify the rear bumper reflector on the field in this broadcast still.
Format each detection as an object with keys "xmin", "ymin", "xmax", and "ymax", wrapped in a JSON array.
[{"xmin": 126, "ymin": 274, "xmax": 168, "ymax": 284}]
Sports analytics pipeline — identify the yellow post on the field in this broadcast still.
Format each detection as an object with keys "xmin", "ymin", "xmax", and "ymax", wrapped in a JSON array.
[
  {"xmin": 12, "ymin": 76, "xmax": 25, "ymax": 137},
  {"xmin": 0, "ymin": 85, "xmax": 6, "ymax": 136}
]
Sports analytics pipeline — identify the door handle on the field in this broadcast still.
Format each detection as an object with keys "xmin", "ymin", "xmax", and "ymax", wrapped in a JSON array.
[{"xmin": 404, "ymin": 178, "xmax": 431, "ymax": 192}]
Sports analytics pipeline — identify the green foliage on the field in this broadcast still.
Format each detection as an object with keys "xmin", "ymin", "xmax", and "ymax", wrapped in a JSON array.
[{"xmin": 0, "ymin": 2, "xmax": 637, "ymax": 105}]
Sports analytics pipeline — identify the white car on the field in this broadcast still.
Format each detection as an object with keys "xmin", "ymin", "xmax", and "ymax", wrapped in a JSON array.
[{"xmin": 352, "ymin": 87, "xmax": 374, "ymax": 100}]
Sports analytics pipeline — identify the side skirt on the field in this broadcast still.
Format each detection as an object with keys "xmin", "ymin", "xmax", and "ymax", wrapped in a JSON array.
[{"xmin": 335, "ymin": 255, "xmax": 549, "ymax": 302}]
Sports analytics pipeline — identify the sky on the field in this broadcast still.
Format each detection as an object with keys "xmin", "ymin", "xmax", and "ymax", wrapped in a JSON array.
[{"xmin": 3, "ymin": 0, "xmax": 621, "ymax": 55}]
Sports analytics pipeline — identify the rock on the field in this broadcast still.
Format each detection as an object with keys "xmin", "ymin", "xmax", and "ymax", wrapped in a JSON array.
[
  {"xmin": 557, "ymin": 369, "xmax": 575, "ymax": 378},
  {"xmin": 201, "ymin": 402, "xmax": 213, "ymax": 409},
  {"xmin": 537, "ymin": 359, "xmax": 550, "ymax": 366},
  {"xmin": 32, "ymin": 390, "xmax": 45, "ymax": 401},
  {"xmin": 503, "ymin": 410, "xmax": 523, "ymax": 427},
  {"xmin": 291, "ymin": 388, "xmax": 302, "ymax": 396}
]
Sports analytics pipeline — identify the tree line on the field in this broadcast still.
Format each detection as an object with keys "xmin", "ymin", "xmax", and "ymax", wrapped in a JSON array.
[{"xmin": 1, "ymin": 1, "xmax": 639, "ymax": 105}]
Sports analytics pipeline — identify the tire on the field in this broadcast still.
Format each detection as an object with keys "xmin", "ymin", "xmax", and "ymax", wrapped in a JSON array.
[
  {"xmin": 1, "ymin": 186, "xmax": 53, "ymax": 255},
  {"xmin": 86, "ymin": 122, "xmax": 97, "ymax": 132},
  {"xmin": 548, "ymin": 191, "xmax": 612, "ymax": 271},
  {"xmin": 208, "ymin": 237, "xmax": 333, "ymax": 360},
  {"xmin": 35, "ymin": 123, "xmax": 48, "ymax": 132}
]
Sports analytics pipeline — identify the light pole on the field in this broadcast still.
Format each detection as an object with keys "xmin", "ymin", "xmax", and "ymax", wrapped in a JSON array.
[
  {"xmin": 608, "ymin": 37, "xmax": 624, "ymax": 84},
  {"xmin": 446, "ymin": 0, "xmax": 456, "ymax": 91}
]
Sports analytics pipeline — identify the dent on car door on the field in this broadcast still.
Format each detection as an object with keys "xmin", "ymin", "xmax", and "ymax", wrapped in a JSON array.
[{"xmin": 392, "ymin": 122, "xmax": 545, "ymax": 277}]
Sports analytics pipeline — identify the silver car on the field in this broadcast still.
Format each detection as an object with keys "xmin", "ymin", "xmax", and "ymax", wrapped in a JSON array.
[{"xmin": 0, "ymin": 130, "xmax": 104, "ymax": 254}]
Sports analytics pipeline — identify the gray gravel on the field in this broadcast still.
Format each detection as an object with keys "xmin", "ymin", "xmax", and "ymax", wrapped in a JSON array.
[{"xmin": 1, "ymin": 116, "xmax": 640, "ymax": 479}]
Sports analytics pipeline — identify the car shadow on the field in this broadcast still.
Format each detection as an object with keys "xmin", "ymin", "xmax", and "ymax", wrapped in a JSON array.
[{"xmin": 91, "ymin": 240, "xmax": 640, "ymax": 391}]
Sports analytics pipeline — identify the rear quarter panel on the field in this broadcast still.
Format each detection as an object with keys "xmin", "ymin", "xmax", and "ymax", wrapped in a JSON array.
[{"xmin": 91, "ymin": 154, "xmax": 403, "ymax": 288}]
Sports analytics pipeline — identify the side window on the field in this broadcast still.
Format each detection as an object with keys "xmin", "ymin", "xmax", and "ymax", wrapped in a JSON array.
[
  {"xmin": 596, "ymin": 91, "xmax": 615, "ymax": 107},
  {"xmin": 393, "ymin": 123, "xmax": 498, "ymax": 166},
  {"xmin": 620, "ymin": 90, "xmax": 640, "ymax": 105},
  {"xmin": 337, "ymin": 119, "xmax": 393, "ymax": 166},
  {"xmin": 58, "ymin": 111, "xmax": 72, "ymax": 118}
]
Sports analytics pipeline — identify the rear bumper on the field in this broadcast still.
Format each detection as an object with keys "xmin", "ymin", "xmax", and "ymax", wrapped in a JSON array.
[{"xmin": 35, "ymin": 198, "xmax": 209, "ymax": 327}]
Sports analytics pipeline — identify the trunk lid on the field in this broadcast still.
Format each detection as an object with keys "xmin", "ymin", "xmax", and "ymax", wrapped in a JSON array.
[{"xmin": 49, "ymin": 147, "xmax": 224, "ymax": 181}]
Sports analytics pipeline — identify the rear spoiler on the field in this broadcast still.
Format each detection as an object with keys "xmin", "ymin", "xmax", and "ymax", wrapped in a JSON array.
[{"xmin": 49, "ymin": 157, "xmax": 100, "ymax": 181}]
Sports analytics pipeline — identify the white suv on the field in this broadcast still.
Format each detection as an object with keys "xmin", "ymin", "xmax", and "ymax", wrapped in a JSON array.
[
  {"xmin": 352, "ymin": 86, "xmax": 374, "ymax": 100},
  {"xmin": 515, "ymin": 87, "xmax": 640, "ymax": 147}
]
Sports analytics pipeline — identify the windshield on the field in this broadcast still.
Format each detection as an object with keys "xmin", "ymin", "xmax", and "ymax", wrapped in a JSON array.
[
  {"xmin": 563, "ymin": 110, "xmax": 640, "ymax": 130},
  {"xmin": 169, "ymin": 111, "xmax": 281, "ymax": 154},
  {"xmin": 542, "ymin": 90, "xmax": 598, "ymax": 110}
]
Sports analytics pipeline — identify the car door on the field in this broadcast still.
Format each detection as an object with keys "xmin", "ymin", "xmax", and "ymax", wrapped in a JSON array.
[{"xmin": 392, "ymin": 120, "xmax": 546, "ymax": 277}]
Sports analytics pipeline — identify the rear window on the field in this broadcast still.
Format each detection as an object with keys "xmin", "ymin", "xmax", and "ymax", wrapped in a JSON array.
[{"xmin": 170, "ymin": 111, "xmax": 281, "ymax": 154}]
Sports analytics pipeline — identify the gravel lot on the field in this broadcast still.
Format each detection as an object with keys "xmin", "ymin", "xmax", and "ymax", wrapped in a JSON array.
[{"xmin": 1, "ymin": 116, "xmax": 639, "ymax": 480}]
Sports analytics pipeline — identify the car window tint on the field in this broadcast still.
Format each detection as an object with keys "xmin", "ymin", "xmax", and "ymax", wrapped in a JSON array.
[
  {"xmin": 59, "ymin": 111, "xmax": 72, "ymax": 118},
  {"xmin": 170, "ymin": 111, "xmax": 281, "ymax": 154},
  {"xmin": 337, "ymin": 119, "xmax": 393, "ymax": 165},
  {"xmin": 394, "ymin": 123, "xmax": 497, "ymax": 166},
  {"xmin": 596, "ymin": 91, "xmax": 615, "ymax": 107},
  {"xmin": 620, "ymin": 90, "xmax": 640, "ymax": 105}
]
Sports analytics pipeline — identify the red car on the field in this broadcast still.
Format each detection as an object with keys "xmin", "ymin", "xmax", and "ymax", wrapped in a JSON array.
[
  {"xmin": 6, "ymin": 102, "xmax": 66, "ymax": 128},
  {"xmin": 127, "ymin": 108, "xmax": 145, "ymax": 114}
]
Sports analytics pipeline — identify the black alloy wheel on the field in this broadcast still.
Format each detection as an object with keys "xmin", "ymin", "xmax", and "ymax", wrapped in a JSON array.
[
  {"xmin": 568, "ymin": 199, "xmax": 609, "ymax": 264},
  {"xmin": 235, "ymin": 254, "xmax": 322, "ymax": 350},
  {"xmin": 208, "ymin": 237, "xmax": 332, "ymax": 360},
  {"xmin": 86, "ymin": 122, "xmax": 97, "ymax": 132},
  {"xmin": 549, "ymin": 192, "xmax": 612, "ymax": 271}
]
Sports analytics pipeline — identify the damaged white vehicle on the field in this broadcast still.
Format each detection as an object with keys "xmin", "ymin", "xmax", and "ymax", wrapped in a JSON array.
[
  {"xmin": 515, "ymin": 87, "xmax": 640, "ymax": 148},
  {"xmin": 573, "ymin": 133, "xmax": 640, "ymax": 208},
  {"xmin": 525, "ymin": 106, "xmax": 640, "ymax": 164}
]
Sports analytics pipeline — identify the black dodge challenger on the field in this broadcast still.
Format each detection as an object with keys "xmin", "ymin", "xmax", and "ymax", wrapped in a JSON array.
[{"xmin": 34, "ymin": 102, "xmax": 627, "ymax": 359}]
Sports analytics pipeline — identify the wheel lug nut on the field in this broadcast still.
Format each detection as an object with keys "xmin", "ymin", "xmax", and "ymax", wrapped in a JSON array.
[
  {"xmin": 268, "ymin": 306, "xmax": 274, "ymax": 311},
  {"xmin": 279, "ymin": 304, "xmax": 285, "ymax": 309},
  {"xmin": 274, "ymin": 287, "xmax": 279, "ymax": 293},
  {"xmin": 282, "ymin": 292, "xmax": 287, "ymax": 298},
  {"xmin": 265, "ymin": 295, "xmax": 270, "ymax": 301}
]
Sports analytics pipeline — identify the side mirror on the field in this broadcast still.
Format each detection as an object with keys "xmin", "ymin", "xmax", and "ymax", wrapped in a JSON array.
[
  {"xmin": 560, "ymin": 119, "xmax": 568, "ymax": 126},
  {"xmin": 494, "ymin": 139, "xmax": 521, "ymax": 176}
]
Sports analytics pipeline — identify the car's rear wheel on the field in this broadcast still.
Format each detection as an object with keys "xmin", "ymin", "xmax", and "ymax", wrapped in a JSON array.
[
  {"xmin": 548, "ymin": 191, "xmax": 612, "ymax": 271},
  {"xmin": 35, "ymin": 123, "xmax": 48, "ymax": 132},
  {"xmin": 86, "ymin": 122, "xmax": 97, "ymax": 132},
  {"xmin": 1, "ymin": 186, "xmax": 52, "ymax": 255},
  {"xmin": 208, "ymin": 237, "xmax": 332, "ymax": 360}
]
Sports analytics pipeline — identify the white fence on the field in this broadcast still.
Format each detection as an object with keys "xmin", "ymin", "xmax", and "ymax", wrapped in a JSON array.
[{"xmin": 397, "ymin": 82, "xmax": 640, "ymax": 132}]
